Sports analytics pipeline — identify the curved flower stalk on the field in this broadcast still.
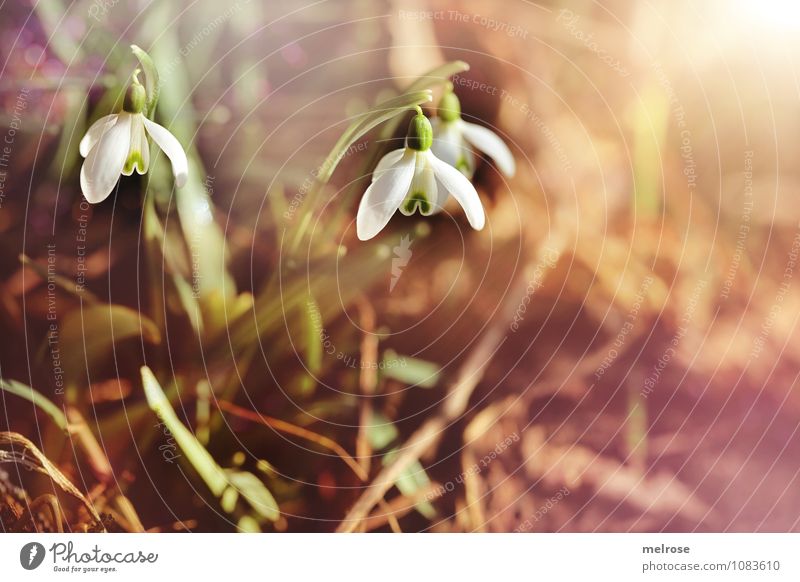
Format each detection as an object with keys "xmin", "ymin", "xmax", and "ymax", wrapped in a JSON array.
[
  {"xmin": 357, "ymin": 107, "xmax": 485, "ymax": 241},
  {"xmin": 430, "ymin": 84, "xmax": 515, "ymax": 179},
  {"xmin": 79, "ymin": 70, "xmax": 188, "ymax": 204}
]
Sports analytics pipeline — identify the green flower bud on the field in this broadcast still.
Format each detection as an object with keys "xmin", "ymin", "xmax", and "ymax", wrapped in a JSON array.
[
  {"xmin": 406, "ymin": 111, "xmax": 433, "ymax": 151},
  {"xmin": 439, "ymin": 86, "xmax": 461, "ymax": 123},
  {"xmin": 123, "ymin": 79, "xmax": 147, "ymax": 114}
]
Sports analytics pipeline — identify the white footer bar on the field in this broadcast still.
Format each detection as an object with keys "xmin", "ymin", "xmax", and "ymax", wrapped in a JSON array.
[{"xmin": 2, "ymin": 533, "xmax": 797, "ymax": 581}]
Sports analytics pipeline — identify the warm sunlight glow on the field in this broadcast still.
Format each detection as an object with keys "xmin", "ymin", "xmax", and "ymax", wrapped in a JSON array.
[{"xmin": 736, "ymin": 0, "xmax": 800, "ymax": 32}]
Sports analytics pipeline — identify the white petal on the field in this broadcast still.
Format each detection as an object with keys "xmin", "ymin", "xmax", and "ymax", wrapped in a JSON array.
[
  {"xmin": 122, "ymin": 114, "xmax": 150, "ymax": 176},
  {"xmin": 142, "ymin": 117, "xmax": 189, "ymax": 188},
  {"xmin": 79, "ymin": 114, "xmax": 119, "ymax": 157},
  {"xmin": 460, "ymin": 121, "xmax": 516, "ymax": 177},
  {"xmin": 430, "ymin": 177, "xmax": 450, "ymax": 214},
  {"xmin": 399, "ymin": 151, "xmax": 438, "ymax": 216},
  {"xmin": 371, "ymin": 148, "xmax": 405, "ymax": 183},
  {"xmin": 139, "ymin": 124, "xmax": 150, "ymax": 174},
  {"xmin": 431, "ymin": 118, "xmax": 474, "ymax": 177},
  {"xmin": 356, "ymin": 150, "xmax": 415, "ymax": 240},
  {"xmin": 79, "ymin": 113, "xmax": 132, "ymax": 203},
  {"xmin": 428, "ymin": 151, "xmax": 485, "ymax": 231}
]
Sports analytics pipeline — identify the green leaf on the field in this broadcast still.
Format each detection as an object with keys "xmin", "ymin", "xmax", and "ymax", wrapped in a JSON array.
[
  {"xmin": 20, "ymin": 253, "xmax": 99, "ymax": 305},
  {"xmin": 142, "ymin": 193, "xmax": 203, "ymax": 335},
  {"xmin": 146, "ymin": 26, "xmax": 237, "ymax": 304},
  {"xmin": 130, "ymin": 44, "xmax": 160, "ymax": 119},
  {"xmin": 407, "ymin": 60, "xmax": 470, "ymax": 93},
  {"xmin": 381, "ymin": 350, "xmax": 440, "ymax": 388},
  {"xmin": 366, "ymin": 412, "xmax": 399, "ymax": 451},
  {"xmin": 61, "ymin": 304, "xmax": 160, "ymax": 382},
  {"xmin": 266, "ymin": 184, "xmax": 288, "ymax": 247},
  {"xmin": 237, "ymin": 515, "xmax": 261, "ymax": 533},
  {"xmin": 626, "ymin": 386, "xmax": 648, "ymax": 469},
  {"xmin": 32, "ymin": 0, "xmax": 81, "ymax": 64},
  {"xmin": 219, "ymin": 243, "xmax": 388, "ymax": 360},
  {"xmin": 316, "ymin": 89, "xmax": 433, "ymax": 184},
  {"xmin": 141, "ymin": 366, "xmax": 279, "ymax": 523},
  {"xmin": 298, "ymin": 293, "xmax": 324, "ymax": 395},
  {"xmin": 225, "ymin": 470, "xmax": 279, "ymax": 522},
  {"xmin": 376, "ymin": 61, "xmax": 471, "ymax": 149},
  {"xmin": 50, "ymin": 88, "xmax": 86, "ymax": 179},
  {"xmin": 384, "ymin": 450, "xmax": 436, "ymax": 519},
  {"xmin": 0, "ymin": 378, "xmax": 68, "ymax": 432},
  {"xmin": 141, "ymin": 366, "xmax": 227, "ymax": 495}
]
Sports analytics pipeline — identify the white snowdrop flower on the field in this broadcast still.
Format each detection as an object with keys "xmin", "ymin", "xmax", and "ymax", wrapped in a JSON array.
[
  {"xmin": 357, "ymin": 108, "xmax": 485, "ymax": 241},
  {"xmin": 79, "ymin": 74, "xmax": 188, "ymax": 203},
  {"xmin": 430, "ymin": 85, "xmax": 515, "ymax": 179}
]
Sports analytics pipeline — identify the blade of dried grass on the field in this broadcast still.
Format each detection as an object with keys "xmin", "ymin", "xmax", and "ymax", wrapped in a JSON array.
[
  {"xmin": 364, "ymin": 482, "xmax": 444, "ymax": 532},
  {"xmin": 19, "ymin": 254, "xmax": 99, "ymax": 305},
  {"xmin": 336, "ymin": 241, "xmax": 561, "ymax": 531},
  {"xmin": 217, "ymin": 400, "xmax": 368, "ymax": 482},
  {"xmin": 29, "ymin": 494, "xmax": 64, "ymax": 533},
  {"xmin": 65, "ymin": 407, "xmax": 113, "ymax": 482},
  {"xmin": 355, "ymin": 297, "xmax": 378, "ymax": 475},
  {"xmin": 461, "ymin": 449, "xmax": 486, "ymax": 532},
  {"xmin": 0, "ymin": 431, "xmax": 103, "ymax": 525},
  {"xmin": 0, "ymin": 380, "xmax": 143, "ymax": 530}
]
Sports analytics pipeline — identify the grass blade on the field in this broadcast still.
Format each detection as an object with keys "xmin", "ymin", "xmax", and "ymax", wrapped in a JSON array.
[
  {"xmin": 0, "ymin": 378, "xmax": 68, "ymax": 432},
  {"xmin": 141, "ymin": 367, "xmax": 279, "ymax": 525}
]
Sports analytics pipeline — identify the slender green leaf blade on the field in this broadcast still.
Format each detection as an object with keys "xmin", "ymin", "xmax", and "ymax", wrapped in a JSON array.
[
  {"xmin": 382, "ymin": 350, "xmax": 441, "ymax": 388},
  {"xmin": 141, "ymin": 367, "xmax": 280, "ymax": 523},
  {"xmin": 0, "ymin": 379, "xmax": 68, "ymax": 432},
  {"xmin": 141, "ymin": 366, "xmax": 227, "ymax": 496}
]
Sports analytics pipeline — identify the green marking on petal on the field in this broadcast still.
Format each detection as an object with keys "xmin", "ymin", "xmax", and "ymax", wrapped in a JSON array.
[
  {"xmin": 403, "ymin": 191, "xmax": 431, "ymax": 215},
  {"xmin": 456, "ymin": 157, "xmax": 471, "ymax": 175},
  {"xmin": 124, "ymin": 151, "xmax": 145, "ymax": 175}
]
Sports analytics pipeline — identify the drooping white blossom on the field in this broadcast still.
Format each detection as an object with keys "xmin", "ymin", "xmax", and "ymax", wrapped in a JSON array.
[
  {"xmin": 431, "ymin": 86, "xmax": 515, "ymax": 179},
  {"xmin": 357, "ymin": 110, "xmax": 485, "ymax": 241},
  {"xmin": 79, "ymin": 75, "xmax": 187, "ymax": 203}
]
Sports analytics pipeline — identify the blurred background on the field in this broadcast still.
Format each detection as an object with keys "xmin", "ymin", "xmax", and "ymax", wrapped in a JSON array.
[{"xmin": 1, "ymin": 0, "xmax": 800, "ymax": 532}]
